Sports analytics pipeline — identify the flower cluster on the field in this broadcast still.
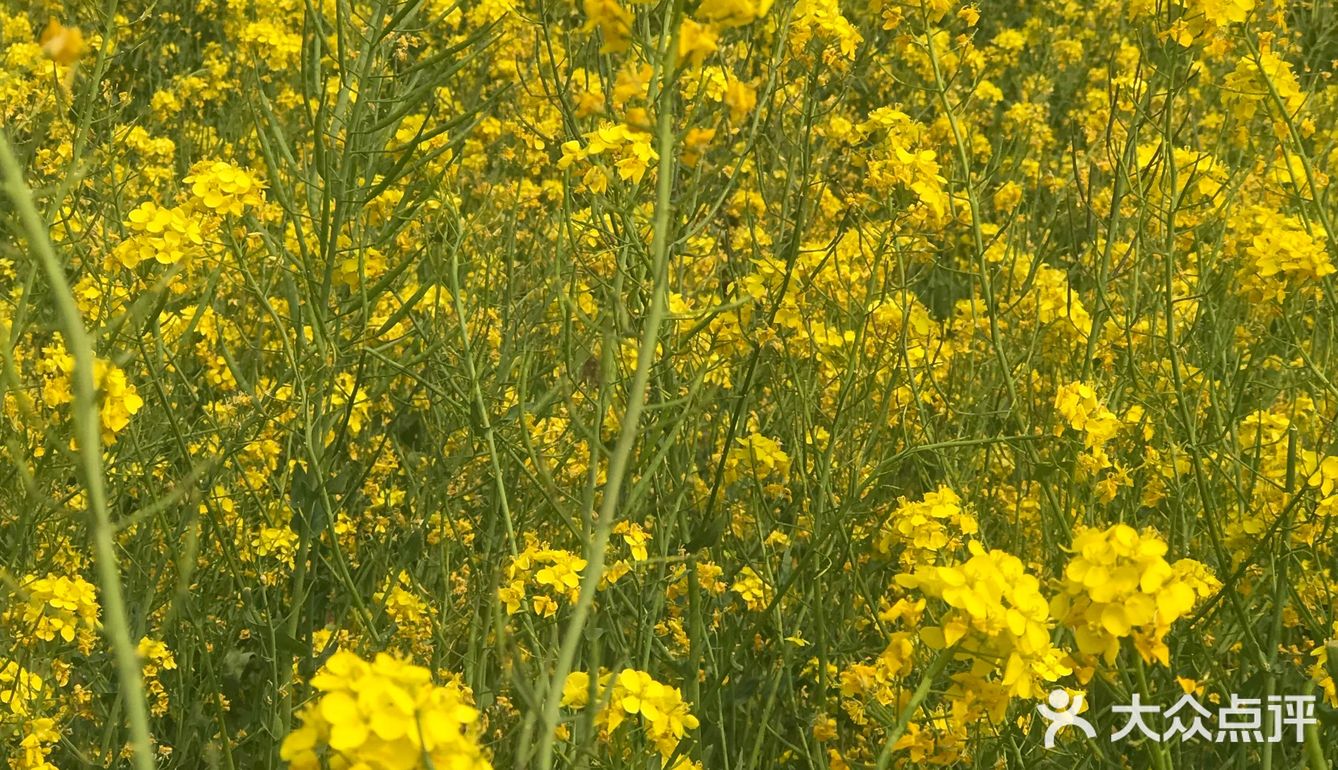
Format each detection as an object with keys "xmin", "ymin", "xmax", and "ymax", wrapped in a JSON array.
[
  {"xmin": 35, "ymin": 340, "xmax": 145, "ymax": 444},
  {"xmin": 280, "ymin": 651, "xmax": 490, "ymax": 770},
  {"xmin": 1311, "ymin": 623, "xmax": 1337, "ymax": 707},
  {"xmin": 94, "ymin": 359, "xmax": 146, "ymax": 443},
  {"xmin": 253, "ymin": 525, "xmax": 300, "ymax": 566},
  {"xmin": 498, "ymin": 539, "xmax": 588, "ymax": 617},
  {"xmin": 137, "ymin": 638, "xmax": 177, "ymax": 717},
  {"xmin": 0, "ymin": 659, "xmax": 59, "ymax": 770},
  {"xmin": 184, "ymin": 160, "xmax": 266, "ymax": 216},
  {"xmin": 838, "ymin": 623, "xmax": 918, "ymax": 713},
  {"xmin": 561, "ymin": 669, "xmax": 700, "ymax": 759},
  {"xmin": 581, "ymin": 0, "xmax": 633, "ymax": 53},
  {"xmin": 875, "ymin": 486, "xmax": 978, "ymax": 568},
  {"xmin": 559, "ymin": 123, "xmax": 658, "ymax": 190},
  {"xmin": 6, "ymin": 574, "xmax": 100, "ymax": 654},
  {"xmin": 613, "ymin": 520, "xmax": 651, "ymax": 562},
  {"xmin": 1054, "ymin": 381, "xmax": 1122, "ymax": 450},
  {"xmin": 1052, "ymin": 525, "xmax": 1219, "ymax": 665},
  {"xmin": 677, "ymin": 19, "xmax": 719, "ymax": 68},
  {"xmin": 788, "ymin": 0, "xmax": 863, "ymax": 66},
  {"xmin": 1230, "ymin": 205, "xmax": 1336, "ymax": 303},
  {"xmin": 111, "ymin": 201, "xmax": 206, "ymax": 269},
  {"xmin": 38, "ymin": 19, "xmax": 83, "ymax": 66},
  {"xmin": 1223, "ymin": 48, "xmax": 1306, "ymax": 121},
  {"xmin": 375, "ymin": 572, "xmax": 436, "ymax": 652},
  {"xmin": 14, "ymin": 715, "xmax": 60, "ymax": 770},
  {"xmin": 858, "ymin": 108, "xmax": 950, "ymax": 222},
  {"xmin": 720, "ymin": 432, "xmax": 791, "ymax": 488},
  {"xmin": 730, "ymin": 566, "xmax": 772, "ymax": 611},
  {"xmin": 697, "ymin": 0, "xmax": 773, "ymax": 28},
  {"xmin": 897, "ymin": 543, "xmax": 1072, "ymax": 699},
  {"xmin": 0, "ymin": 661, "xmax": 44, "ymax": 717}
]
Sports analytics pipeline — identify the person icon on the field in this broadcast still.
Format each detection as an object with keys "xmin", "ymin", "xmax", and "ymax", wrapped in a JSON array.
[{"xmin": 1037, "ymin": 689, "xmax": 1097, "ymax": 748}]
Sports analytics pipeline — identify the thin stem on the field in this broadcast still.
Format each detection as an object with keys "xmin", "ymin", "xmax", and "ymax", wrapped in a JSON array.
[
  {"xmin": 533, "ymin": 4, "xmax": 684, "ymax": 766},
  {"xmin": 1134, "ymin": 655, "xmax": 1171, "ymax": 770},
  {"xmin": 0, "ymin": 132, "xmax": 157, "ymax": 769},
  {"xmin": 874, "ymin": 648, "xmax": 950, "ymax": 770}
]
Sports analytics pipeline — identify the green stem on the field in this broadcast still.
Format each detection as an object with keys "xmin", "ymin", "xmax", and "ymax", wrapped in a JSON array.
[
  {"xmin": 875, "ymin": 649, "xmax": 950, "ymax": 770},
  {"xmin": 1134, "ymin": 654, "xmax": 1171, "ymax": 770},
  {"xmin": 532, "ymin": 3, "xmax": 684, "ymax": 768},
  {"xmin": 1303, "ymin": 681, "xmax": 1329, "ymax": 770},
  {"xmin": 0, "ymin": 133, "xmax": 156, "ymax": 769}
]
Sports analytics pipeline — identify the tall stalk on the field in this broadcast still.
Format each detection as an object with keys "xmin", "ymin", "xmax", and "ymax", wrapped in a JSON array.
[
  {"xmin": 533, "ymin": 2, "xmax": 684, "ymax": 766},
  {"xmin": 0, "ymin": 133, "xmax": 156, "ymax": 770}
]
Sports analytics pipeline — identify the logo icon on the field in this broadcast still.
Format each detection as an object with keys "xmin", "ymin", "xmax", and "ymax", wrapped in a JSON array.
[{"xmin": 1037, "ymin": 689, "xmax": 1096, "ymax": 748}]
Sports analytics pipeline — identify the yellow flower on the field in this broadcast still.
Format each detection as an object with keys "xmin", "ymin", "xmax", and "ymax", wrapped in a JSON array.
[
  {"xmin": 581, "ymin": 0, "xmax": 634, "ymax": 53},
  {"xmin": 499, "ymin": 540, "xmax": 590, "ymax": 615},
  {"xmin": 1310, "ymin": 625, "xmax": 1338, "ymax": 707},
  {"xmin": 560, "ymin": 123, "xmax": 659, "ymax": 188},
  {"xmin": 0, "ymin": 661, "xmax": 45, "ymax": 717},
  {"xmin": 39, "ymin": 20, "xmax": 84, "ymax": 65},
  {"xmin": 561, "ymin": 671, "xmax": 593, "ymax": 708},
  {"xmin": 613, "ymin": 669, "xmax": 700, "ymax": 756},
  {"xmin": 281, "ymin": 651, "xmax": 490, "ymax": 770},
  {"xmin": 557, "ymin": 668, "xmax": 699, "ymax": 756},
  {"xmin": 95, "ymin": 359, "xmax": 145, "ymax": 443},
  {"xmin": 1229, "ymin": 205, "xmax": 1335, "ymax": 303},
  {"xmin": 1052, "ymin": 525, "xmax": 1218, "ymax": 666},
  {"xmin": 731, "ymin": 566, "xmax": 772, "ymax": 611},
  {"xmin": 697, "ymin": 0, "xmax": 774, "ymax": 27},
  {"xmin": 184, "ymin": 160, "xmax": 266, "ymax": 216},
  {"xmin": 1188, "ymin": 0, "xmax": 1254, "ymax": 27},
  {"xmin": 722, "ymin": 432, "xmax": 790, "ymax": 484},
  {"xmin": 138, "ymin": 638, "xmax": 177, "ymax": 716},
  {"xmin": 875, "ymin": 486, "xmax": 978, "ymax": 567},
  {"xmin": 121, "ymin": 201, "xmax": 205, "ymax": 266},
  {"xmin": 6, "ymin": 574, "xmax": 101, "ymax": 653},
  {"xmin": 614, "ymin": 520, "xmax": 651, "ymax": 561},
  {"xmin": 897, "ymin": 543, "xmax": 1070, "ymax": 699},
  {"xmin": 254, "ymin": 526, "xmax": 300, "ymax": 564},
  {"xmin": 1054, "ymin": 381, "xmax": 1122, "ymax": 448},
  {"xmin": 677, "ymin": 18, "xmax": 718, "ymax": 68}
]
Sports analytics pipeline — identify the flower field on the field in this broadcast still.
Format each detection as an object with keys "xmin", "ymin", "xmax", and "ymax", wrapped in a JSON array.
[{"xmin": 2, "ymin": 0, "xmax": 1338, "ymax": 767}]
